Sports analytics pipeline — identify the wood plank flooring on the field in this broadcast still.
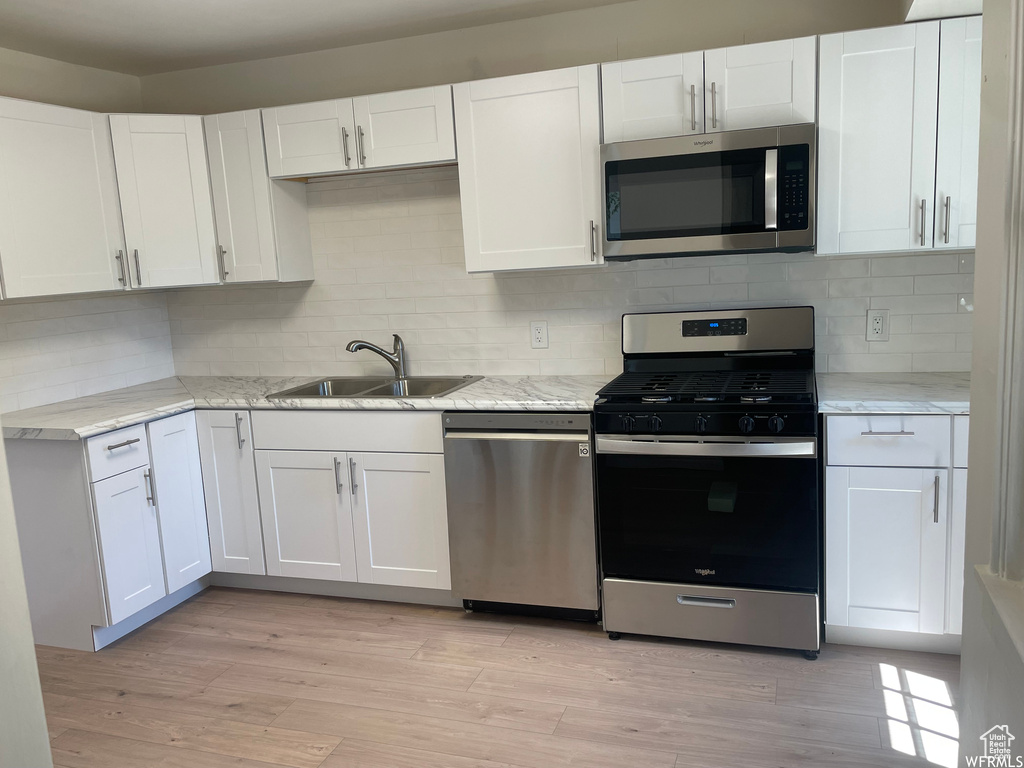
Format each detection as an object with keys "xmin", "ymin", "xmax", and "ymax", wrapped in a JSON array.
[{"xmin": 39, "ymin": 587, "xmax": 961, "ymax": 768}]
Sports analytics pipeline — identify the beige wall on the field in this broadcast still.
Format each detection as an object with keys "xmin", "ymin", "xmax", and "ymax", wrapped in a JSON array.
[
  {"xmin": 0, "ymin": 45, "xmax": 140, "ymax": 112},
  {"xmin": 140, "ymin": 0, "xmax": 905, "ymax": 113},
  {"xmin": 0, "ymin": 432, "xmax": 53, "ymax": 768}
]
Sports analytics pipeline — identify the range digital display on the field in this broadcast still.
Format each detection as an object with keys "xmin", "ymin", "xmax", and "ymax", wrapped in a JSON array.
[{"xmin": 682, "ymin": 318, "xmax": 748, "ymax": 337}]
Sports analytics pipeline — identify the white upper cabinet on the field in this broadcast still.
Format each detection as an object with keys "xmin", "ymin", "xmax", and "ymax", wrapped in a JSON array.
[
  {"xmin": 147, "ymin": 412, "xmax": 211, "ymax": 594},
  {"xmin": 601, "ymin": 53, "xmax": 705, "ymax": 141},
  {"xmin": 703, "ymin": 36, "xmax": 817, "ymax": 133},
  {"xmin": 109, "ymin": 114, "xmax": 219, "ymax": 288},
  {"xmin": 934, "ymin": 16, "xmax": 982, "ymax": 250},
  {"xmin": 818, "ymin": 22, "xmax": 942, "ymax": 255},
  {"xmin": 262, "ymin": 86, "xmax": 455, "ymax": 179},
  {"xmin": 454, "ymin": 65, "xmax": 602, "ymax": 272},
  {"xmin": 203, "ymin": 110, "xmax": 313, "ymax": 283},
  {"xmin": 0, "ymin": 98, "xmax": 125, "ymax": 298},
  {"xmin": 352, "ymin": 86, "xmax": 455, "ymax": 169},
  {"xmin": 350, "ymin": 452, "xmax": 451, "ymax": 590},
  {"xmin": 255, "ymin": 450, "xmax": 359, "ymax": 582}
]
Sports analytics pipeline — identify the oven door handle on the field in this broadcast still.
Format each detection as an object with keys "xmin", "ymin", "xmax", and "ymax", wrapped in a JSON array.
[{"xmin": 595, "ymin": 436, "xmax": 817, "ymax": 458}]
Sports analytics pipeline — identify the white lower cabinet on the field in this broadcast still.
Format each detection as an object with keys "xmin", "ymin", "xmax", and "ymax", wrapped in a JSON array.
[
  {"xmin": 825, "ymin": 413, "xmax": 968, "ymax": 650},
  {"xmin": 93, "ymin": 466, "xmax": 167, "ymax": 625},
  {"xmin": 148, "ymin": 412, "xmax": 212, "ymax": 593},
  {"xmin": 351, "ymin": 452, "xmax": 451, "ymax": 589},
  {"xmin": 255, "ymin": 450, "xmax": 358, "ymax": 581},
  {"xmin": 196, "ymin": 411, "xmax": 265, "ymax": 575},
  {"xmin": 826, "ymin": 466, "xmax": 948, "ymax": 635}
]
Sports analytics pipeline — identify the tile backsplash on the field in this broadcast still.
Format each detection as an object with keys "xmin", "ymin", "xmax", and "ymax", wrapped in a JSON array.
[
  {"xmin": 166, "ymin": 166, "xmax": 974, "ymax": 381},
  {"xmin": 0, "ymin": 292, "xmax": 173, "ymax": 412}
]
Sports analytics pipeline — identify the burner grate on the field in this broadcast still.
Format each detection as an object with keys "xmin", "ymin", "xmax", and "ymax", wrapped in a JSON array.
[{"xmin": 599, "ymin": 370, "xmax": 813, "ymax": 400}]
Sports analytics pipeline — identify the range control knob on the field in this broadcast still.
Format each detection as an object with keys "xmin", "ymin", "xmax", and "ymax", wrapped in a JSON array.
[
  {"xmin": 738, "ymin": 416, "xmax": 756, "ymax": 434},
  {"xmin": 621, "ymin": 414, "xmax": 636, "ymax": 432},
  {"xmin": 767, "ymin": 415, "xmax": 785, "ymax": 434},
  {"xmin": 650, "ymin": 415, "xmax": 663, "ymax": 432},
  {"xmin": 695, "ymin": 415, "xmax": 709, "ymax": 433}
]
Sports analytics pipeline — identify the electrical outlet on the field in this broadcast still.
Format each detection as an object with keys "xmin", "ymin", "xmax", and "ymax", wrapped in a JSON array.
[
  {"xmin": 530, "ymin": 321, "xmax": 549, "ymax": 349},
  {"xmin": 867, "ymin": 309, "xmax": 890, "ymax": 342}
]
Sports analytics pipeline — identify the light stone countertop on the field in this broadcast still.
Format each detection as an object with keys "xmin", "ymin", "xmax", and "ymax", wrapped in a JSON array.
[
  {"xmin": 1, "ymin": 371, "xmax": 972, "ymax": 441},
  {"xmin": 0, "ymin": 375, "xmax": 612, "ymax": 441},
  {"xmin": 817, "ymin": 372, "xmax": 971, "ymax": 415}
]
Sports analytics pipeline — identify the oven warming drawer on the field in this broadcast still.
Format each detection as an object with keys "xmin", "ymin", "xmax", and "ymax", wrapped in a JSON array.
[{"xmin": 602, "ymin": 578, "xmax": 819, "ymax": 652}]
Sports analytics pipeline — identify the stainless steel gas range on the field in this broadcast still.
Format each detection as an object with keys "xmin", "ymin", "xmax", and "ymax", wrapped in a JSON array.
[{"xmin": 594, "ymin": 306, "xmax": 821, "ymax": 659}]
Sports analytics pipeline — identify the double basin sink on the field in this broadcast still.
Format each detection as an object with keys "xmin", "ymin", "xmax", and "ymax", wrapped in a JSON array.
[{"xmin": 269, "ymin": 375, "xmax": 482, "ymax": 400}]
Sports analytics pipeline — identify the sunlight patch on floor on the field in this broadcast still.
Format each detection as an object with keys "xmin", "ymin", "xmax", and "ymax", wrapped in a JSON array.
[{"xmin": 880, "ymin": 662, "xmax": 959, "ymax": 767}]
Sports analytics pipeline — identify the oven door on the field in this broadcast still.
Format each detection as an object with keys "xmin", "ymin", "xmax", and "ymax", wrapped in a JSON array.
[{"xmin": 595, "ymin": 436, "xmax": 819, "ymax": 593}]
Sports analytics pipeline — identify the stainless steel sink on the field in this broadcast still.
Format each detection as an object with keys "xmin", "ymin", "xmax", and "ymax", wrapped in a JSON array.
[
  {"xmin": 267, "ymin": 376, "xmax": 481, "ymax": 399},
  {"xmin": 360, "ymin": 377, "xmax": 482, "ymax": 398}
]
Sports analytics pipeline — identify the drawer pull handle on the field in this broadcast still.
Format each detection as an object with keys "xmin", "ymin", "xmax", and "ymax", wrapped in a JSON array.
[
  {"xmin": 676, "ymin": 595, "xmax": 736, "ymax": 609},
  {"xmin": 107, "ymin": 437, "xmax": 141, "ymax": 451},
  {"xmin": 860, "ymin": 431, "xmax": 916, "ymax": 437}
]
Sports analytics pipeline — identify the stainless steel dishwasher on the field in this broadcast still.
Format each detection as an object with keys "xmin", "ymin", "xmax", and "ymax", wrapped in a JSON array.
[{"xmin": 443, "ymin": 412, "xmax": 600, "ymax": 619}]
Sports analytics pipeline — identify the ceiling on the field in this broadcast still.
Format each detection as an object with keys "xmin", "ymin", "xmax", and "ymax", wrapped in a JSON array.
[{"xmin": 0, "ymin": 0, "xmax": 637, "ymax": 76}]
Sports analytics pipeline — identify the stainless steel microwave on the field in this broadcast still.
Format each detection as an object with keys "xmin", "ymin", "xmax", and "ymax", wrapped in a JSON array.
[{"xmin": 601, "ymin": 123, "xmax": 815, "ymax": 260}]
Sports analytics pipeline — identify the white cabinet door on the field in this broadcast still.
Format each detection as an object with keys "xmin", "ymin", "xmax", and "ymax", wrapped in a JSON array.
[
  {"xmin": 947, "ymin": 467, "xmax": 968, "ymax": 634},
  {"xmin": 255, "ymin": 450, "xmax": 358, "ymax": 581},
  {"xmin": 454, "ymin": 65, "xmax": 602, "ymax": 272},
  {"xmin": 601, "ymin": 53, "xmax": 704, "ymax": 141},
  {"xmin": 703, "ymin": 36, "xmax": 816, "ymax": 133},
  {"xmin": 195, "ymin": 411, "xmax": 265, "ymax": 575},
  {"xmin": 262, "ymin": 99, "xmax": 357, "ymax": 178},
  {"xmin": 109, "ymin": 114, "xmax": 218, "ymax": 288},
  {"xmin": 93, "ymin": 466, "xmax": 166, "ymax": 625},
  {"xmin": 148, "ymin": 412, "xmax": 211, "ymax": 594},
  {"xmin": 0, "ymin": 98, "xmax": 125, "ymax": 298},
  {"xmin": 826, "ymin": 467, "xmax": 948, "ymax": 635},
  {"xmin": 818, "ymin": 22, "xmax": 940, "ymax": 255},
  {"xmin": 353, "ymin": 86, "xmax": 455, "ymax": 169},
  {"xmin": 350, "ymin": 452, "xmax": 450, "ymax": 589},
  {"xmin": 204, "ymin": 110, "xmax": 279, "ymax": 283},
  {"xmin": 934, "ymin": 16, "xmax": 982, "ymax": 250}
]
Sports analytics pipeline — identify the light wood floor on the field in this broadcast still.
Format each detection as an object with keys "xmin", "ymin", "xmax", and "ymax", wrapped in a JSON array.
[{"xmin": 38, "ymin": 587, "xmax": 961, "ymax": 768}]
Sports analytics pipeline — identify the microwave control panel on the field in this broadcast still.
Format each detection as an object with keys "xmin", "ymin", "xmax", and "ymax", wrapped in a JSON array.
[{"xmin": 778, "ymin": 144, "xmax": 810, "ymax": 231}]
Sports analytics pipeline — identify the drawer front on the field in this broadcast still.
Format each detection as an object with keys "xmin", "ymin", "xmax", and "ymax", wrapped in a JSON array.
[
  {"xmin": 86, "ymin": 424, "xmax": 150, "ymax": 482},
  {"xmin": 602, "ymin": 578, "xmax": 820, "ymax": 652},
  {"xmin": 826, "ymin": 415, "xmax": 951, "ymax": 468},
  {"xmin": 251, "ymin": 410, "xmax": 443, "ymax": 453},
  {"xmin": 953, "ymin": 415, "xmax": 969, "ymax": 468}
]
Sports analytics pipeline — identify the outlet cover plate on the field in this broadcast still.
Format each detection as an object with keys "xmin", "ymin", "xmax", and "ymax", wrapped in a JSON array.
[
  {"xmin": 530, "ymin": 320, "xmax": 549, "ymax": 349},
  {"xmin": 867, "ymin": 309, "xmax": 890, "ymax": 342}
]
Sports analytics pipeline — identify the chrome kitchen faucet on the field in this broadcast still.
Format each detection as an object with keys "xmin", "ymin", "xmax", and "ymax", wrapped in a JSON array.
[{"xmin": 346, "ymin": 334, "xmax": 408, "ymax": 379}]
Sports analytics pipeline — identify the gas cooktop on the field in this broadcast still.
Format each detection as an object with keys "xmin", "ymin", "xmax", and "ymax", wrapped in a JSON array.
[{"xmin": 597, "ymin": 369, "xmax": 815, "ymax": 405}]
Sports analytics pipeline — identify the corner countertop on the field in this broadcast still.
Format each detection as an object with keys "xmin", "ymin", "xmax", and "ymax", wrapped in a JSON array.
[
  {"xmin": 817, "ymin": 372, "xmax": 971, "ymax": 415},
  {"xmin": 0, "ymin": 375, "xmax": 612, "ymax": 441}
]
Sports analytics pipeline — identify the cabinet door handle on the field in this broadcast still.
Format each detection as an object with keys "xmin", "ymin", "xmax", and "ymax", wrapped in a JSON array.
[
  {"xmin": 115, "ymin": 250, "xmax": 127, "ymax": 286},
  {"xmin": 689, "ymin": 84, "xmax": 696, "ymax": 131},
  {"xmin": 356, "ymin": 125, "xmax": 367, "ymax": 167},
  {"xmin": 235, "ymin": 413, "xmax": 246, "ymax": 450},
  {"xmin": 933, "ymin": 476, "xmax": 940, "ymax": 523},
  {"xmin": 589, "ymin": 220, "xmax": 597, "ymax": 261},
  {"xmin": 107, "ymin": 437, "xmax": 141, "ymax": 451},
  {"xmin": 341, "ymin": 126, "xmax": 352, "ymax": 168},
  {"xmin": 217, "ymin": 245, "xmax": 230, "ymax": 280},
  {"xmin": 334, "ymin": 457, "xmax": 344, "ymax": 495},
  {"xmin": 144, "ymin": 469, "xmax": 155, "ymax": 506},
  {"xmin": 860, "ymin": 431, "xmax": 916, "ymax": 437},
  {"xmin": 711, "ymin": 82, "xmax": 718, "ymax": 129},
  {"xmin": 943, "ymin": 195, "xmax": 952, "ymax": 244},
  {"xmin": 919, "ymin": 199, "xmax": 927, "ymax": 247},
  {"xmin": 133, "ymin": 249, "xmax": 143, "ymax": 286},
  {"xmin": 348, "ymin": 457, "xmax": 358, "ymax": 496}
]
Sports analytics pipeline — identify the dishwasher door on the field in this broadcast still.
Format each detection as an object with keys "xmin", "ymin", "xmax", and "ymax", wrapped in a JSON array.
[{"xmin": 443, "ymin": 412, "xmax": 599, "ymax": 613}]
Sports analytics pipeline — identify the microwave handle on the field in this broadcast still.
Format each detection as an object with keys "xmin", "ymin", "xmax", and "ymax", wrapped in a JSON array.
[{"xmin": 764, "ymin": 148, "xmax": 778, "ymax": 231}]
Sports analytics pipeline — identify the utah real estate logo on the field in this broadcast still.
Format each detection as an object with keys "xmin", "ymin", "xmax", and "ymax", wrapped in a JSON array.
[{"xmin": 966, "ymin": 725, "xmax": 1022, "ymax": 767}]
